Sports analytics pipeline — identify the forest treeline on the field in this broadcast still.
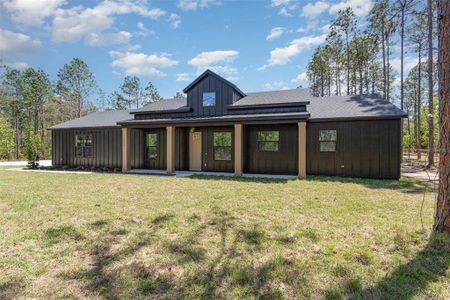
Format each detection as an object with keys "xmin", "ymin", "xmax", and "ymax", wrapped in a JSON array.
[
  {"xmin": 306, "ymin": 0, "xmax": 437, "ymax": 166},
  {"xmin": 0, "ymin": 58, "xmax": 176, "ymax": 161}
]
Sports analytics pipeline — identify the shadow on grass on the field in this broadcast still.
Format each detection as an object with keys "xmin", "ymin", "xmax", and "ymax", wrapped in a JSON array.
[
  {"xmin": 326, "ymin": 232, "xmax": 450, "ymax": 299},
  {"xmin": 58, "ymin": 210, "xmax": 311, "ymax": 298},
  {"xmin": 189, "ymin": 174, "xmax": 428, "ymax": 194},
  {"xmin": 0, "ymin": 279, "xmax": 25, "ymax": 300},
  {"xmin": 45, "ymin": 225, "xmax": 84, "ymax": 244}
]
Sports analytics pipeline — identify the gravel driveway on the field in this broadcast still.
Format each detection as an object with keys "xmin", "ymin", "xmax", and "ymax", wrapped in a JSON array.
[{"xmin": 0, "ymin": 160, "xmax": 52, "ymax": 167}]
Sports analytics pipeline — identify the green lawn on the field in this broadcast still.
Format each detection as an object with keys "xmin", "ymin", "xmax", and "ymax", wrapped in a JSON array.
[{"xmin": 0, "ymin": 170, "xmax": 449, "ymax": 299}]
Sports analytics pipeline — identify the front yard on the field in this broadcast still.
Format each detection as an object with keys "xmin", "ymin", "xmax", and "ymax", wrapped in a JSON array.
[{"xmin": 0, "ymin": 170, "xmax": 449, "ymax": 299}]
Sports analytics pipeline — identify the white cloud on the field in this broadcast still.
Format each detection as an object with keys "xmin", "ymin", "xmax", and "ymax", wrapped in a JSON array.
[
  {"xmin": 188, "ymin": 50, "xmax": 239, "ymax": 80},
  {"xmin": 85, "ymin": 31, "xmax": 131, "ymax": 46},
  {"xmin": 271, "ymin": 0, "xmax": 298, "ymax": 17},
  {"xmin": 188, "ymin": 50, "xmax": 239, "ymax": 70},
  {"xmin": 297, "ymin": 20, "xmax": 319, "ymax": 32},
  {"xmin": 110, "ymin": 51, "xmax": 178, "ymax": 77},
  {"xmin": 277, "ymin": 7, "xmax": 292, "ymax": 16},
  {"xmin": 176, "ymin": 73, "xmax": 191, "ymax": 82},
  {"xmin": 258, "ymin": 34, "xmax": 326, "ymax": 70},
  {"xmin": 168, "ymin": 13, "xmax": 181, "ymax": 29},
  {"xmin": 177, "ymin": 0, "xmax": 221, "ymax": 11},
  {"xmin": 2, "ymin": 0, "xmax": 65, "ymax": 26},
  {"xmin": 52, "ymin": 0, "xmax": 165, "ymax": 45},
  {"xmin": 264, "ymin": 81, "xmax": 289, "ymax": 91},
  {"xmin": 329, "ymin": 0, "xmax": 373, "ymax": 17},
  {"xmin": 136, "ymin": 22, "xmax": 154, "ymax": 36},
  {"xmin": 0, "ymin": 29, "xmax": 40, "ymax": 69},
  {"xmin": 302, "ymin": 1, "xmax": 330, "ymax": 18},
  {"xmin": 291, "ymin": 72, "xmax": 308, "ymax": 85},
  {"xmin": 271, "ymin": 0, "xmax": 291, "ymax": 6},
  {"xmin": 266, "ymin": 27, "xmax": 285, "ymax": 41}
]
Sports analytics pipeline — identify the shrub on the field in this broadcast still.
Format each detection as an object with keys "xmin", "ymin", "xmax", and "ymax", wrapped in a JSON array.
[
  {"xmin": 24, "ymin": 128, "xmax": 41, "ymax": 169},
  {"xmin": 0, "ymin": 116, "xmax": 15, "ymax": 160}
]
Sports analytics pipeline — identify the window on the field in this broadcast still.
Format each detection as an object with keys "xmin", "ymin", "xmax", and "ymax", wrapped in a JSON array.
[
  {"xmin": 213, "ymin": 132, "xmax": 232, "ymax": 161},
  {"xmin": 75, "ymin": 134, "xmax": 93, "ymax": 158},
  {"xmin": 258, "ymin": 131, "xmax": 279, "ymax": 151},
  {"xmin": 146, "ymin": 133, "xmax": 158, "ymax": 159},
  {"xmin": 319, "ymin": 130, "xmax": 337, "ymax": 152},
  {"xmin": 203, "ymin": 92, "xmax": 216, "ymax": 107}
]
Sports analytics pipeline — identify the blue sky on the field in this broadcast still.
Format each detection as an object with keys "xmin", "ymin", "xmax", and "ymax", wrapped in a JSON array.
[{"xmin": 1, "ymin": 0, "xmax": 406, "ymax": 102}]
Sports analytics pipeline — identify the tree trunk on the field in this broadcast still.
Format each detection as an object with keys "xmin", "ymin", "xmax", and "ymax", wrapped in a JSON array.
[
  {"xmin": 381, "ymin": 22, "xmax": 387, "ymax": 100},
  {"xmin": 414, "ymin": 89, "xmax": 418, "ymax": 158},
  {"xmin": 434, "ymin": 0, "xmax": 450, "ymax": 232},
  {"xmin": 400, "ymin": 8, "xmax": 406, "ymax": 110},
  {"xmin": 427, "ymin": 0, "xmax": 435, "ymax": 168},
  {"xmin": 417, "ymin": 48, "xmax": 422, "ymax": 159},
  {"xmin": 15, "ymin": 109, "xmax": 19, "ymax": 160},
  {"xmin": 346, "ymin": 32, "xmax": 350, "ymax": 95},
  {"xmin": 386, "ymin": 34, "xmax": 391, "ymax": 102}
]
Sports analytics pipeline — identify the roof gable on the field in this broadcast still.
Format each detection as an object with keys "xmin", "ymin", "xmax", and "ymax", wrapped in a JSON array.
[{"xmin": 182, "ymin": 69, "xmax": 246, "ymax": 96}]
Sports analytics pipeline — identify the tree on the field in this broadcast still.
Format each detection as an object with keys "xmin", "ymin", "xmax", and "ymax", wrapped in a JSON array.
[
  {"xmin": 1, "ymin": 67, "xmax": 26, "ymax": 159},
  {"xmin": 174, "ymin": 91, "xmax": 186, "ymax": 99},
  {"xmin": 21, "ymin": 68, "xmax": 52, "ymax": 148},
  {"xmin": 434, "ymin": 0, "xmax": 450, "ymax": 232},
  {"xmin": 56, "ymin": 58, "xmax": 97, "ymax": 118},
  {"xmin": 144, "ymin": 81, "xmax": 163, "ymax": 105},
  {"xmin": 408, "ymin": 13, "xmax": 428, "ymax": 159},
  {"xmin": 369, "ymin": 0, "xmax": 396, "ymax": 101},
  {"xmin": 427, "ymin": 0, "xmax": 435, "ymax": 167},
  {"xmin": 330, "ymin": 8, "xmax": 356, "ymax": 95},
  {"xmin": 23, "ymin": 126, "xmax": 41, "ymax": 169},
  {"xmin": 395, "ymin": 0, "xmax": 419, "ymax": 110},
  {"xmin": 120, "ymin": 76, "xmax": 144, "ymax": 109},
  {"xmin": 0, "ymin": 115, "xmax": 15, "ymax": 160}
]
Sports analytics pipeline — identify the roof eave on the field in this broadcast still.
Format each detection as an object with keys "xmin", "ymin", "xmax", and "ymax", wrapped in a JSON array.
[
  {"xmin": 130, "ymin": 107, "xmax": 192, "ymax": 115},
  {"xmin": 228, "ymin": 101, "xmax": 310, "ymax": 109},
  {"xmin": 182, "ymin": 69, "xmax": 246, "ymax": 97},
  {"xmin": 308, "ymin": 114, "xmax": 407, "ymax": 122}
]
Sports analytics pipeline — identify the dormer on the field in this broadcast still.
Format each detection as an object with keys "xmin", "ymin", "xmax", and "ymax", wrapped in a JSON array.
[{"xmin": 182, "ymin": 69, "xmax": 246, "ymax": 117}]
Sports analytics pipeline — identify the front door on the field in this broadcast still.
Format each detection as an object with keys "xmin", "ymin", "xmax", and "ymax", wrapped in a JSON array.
[
  {"xmin": 144, "ymin": 129, "xmax": 166, "ymax": 170},
  {"xmin": 189, "ymin": 130, "xmax": 202, "ymax": 171}
]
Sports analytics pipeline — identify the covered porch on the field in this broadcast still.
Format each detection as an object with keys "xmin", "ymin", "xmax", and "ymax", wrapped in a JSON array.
[{"xmin": 120, "ymin": 118, "xmax": 308, "ymax": 178}]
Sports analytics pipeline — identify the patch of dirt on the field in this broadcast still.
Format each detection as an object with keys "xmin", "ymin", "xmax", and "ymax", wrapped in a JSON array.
[{"xmin": 401, "ymin": 164, "xmax": 439, "ymax": 183}]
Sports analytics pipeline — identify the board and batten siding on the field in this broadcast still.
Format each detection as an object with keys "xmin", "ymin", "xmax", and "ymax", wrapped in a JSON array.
[
  {"xmin": 306, "ymin": 119, "xmax": 402, "ymax": 179},
  {"xmin": 244, "ymin": 124, "xmax": 298, "ymax": 175},
  {"xmin": 52, "ymin": 128, "xmax": 123, "ymax": 168},
  {"xmin": 186, "ymin": 74, "xmax": 243, "ymax": 117}
]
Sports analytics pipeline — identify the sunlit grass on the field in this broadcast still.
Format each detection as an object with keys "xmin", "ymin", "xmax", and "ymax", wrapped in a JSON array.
[{"xmin": 0, "ymin": 170, "xmax": 449, "ymax": 299}]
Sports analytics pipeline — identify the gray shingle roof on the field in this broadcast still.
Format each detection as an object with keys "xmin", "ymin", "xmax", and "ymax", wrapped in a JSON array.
[
  {"xmin": 307, "ymin": 94, "xmax": 407, "ymax": 120},
  {"xmin": 182, "ymin": 69, "xmax": 246, "ymax": 96},
  {"xmin": 131, "ymin": 97, "xmax": 187, "ymax": 113},
  {"xmin": 50, "ymin": 110, "xmax": 132, "ymax": 129},
  {"xmin": 50, "ymin": 92, "xmax": 406, "ymax": 130},
  {"xmin": 231, "ymin": 88, "xmax": 310, "ymax": 107}
]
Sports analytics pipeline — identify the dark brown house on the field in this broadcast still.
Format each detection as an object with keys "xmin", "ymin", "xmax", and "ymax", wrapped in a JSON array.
[{"xmin": 50, "ymin": 70, "xmax": 406, "ymax": 179}]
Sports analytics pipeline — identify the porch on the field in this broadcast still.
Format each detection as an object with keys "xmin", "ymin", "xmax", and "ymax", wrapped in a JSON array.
[{"xmin": 121, "ymin": 123, "xmax": 307, "ymax": 178}]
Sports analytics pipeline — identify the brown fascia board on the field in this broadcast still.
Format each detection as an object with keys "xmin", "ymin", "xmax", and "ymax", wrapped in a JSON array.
[
  {"xmin": 130, "ymin": 107, "xmax": 192, "ymax": 115},
  {"xmin": 117, "ymin": 113, "xmax": 310, "ymax": 127},
  {"xmin": 228, "ymin": 101, "xmax": 310, "ymax": 109},
  {"xmin": 308, "ymin": 115, "xmax": 406, "ymax": 122},
  {"xmin": 48, "ymin": 125, "xmax": 121, "ymax": 131}
]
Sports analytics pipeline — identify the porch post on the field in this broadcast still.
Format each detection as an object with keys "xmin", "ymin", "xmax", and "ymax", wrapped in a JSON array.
[
  {"xmin": 122, "ymin": 127, "xmax": 131, "ymax": 172},
  {"xmin": 234, "ymin": 123, "xmax": 243, "ymax": 176},
  {"xmin": 166, "ymin": 126, "xmax": 175, "ymax": 175},
  {"xmin": 298, "ymin": 122, "xmax": 307, "ymax": 178}
]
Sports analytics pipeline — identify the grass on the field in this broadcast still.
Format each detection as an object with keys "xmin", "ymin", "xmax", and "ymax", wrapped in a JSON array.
[{"xmin": 0, "ymin": 170, "xmax": 449, "ymax": 299}]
